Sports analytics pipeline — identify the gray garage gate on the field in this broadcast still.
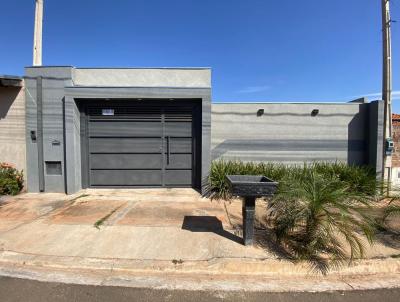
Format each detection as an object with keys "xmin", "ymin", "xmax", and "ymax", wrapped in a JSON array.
[{"xmin": 79, "ymin": 100, "xmax": 201, "ymax": 189}]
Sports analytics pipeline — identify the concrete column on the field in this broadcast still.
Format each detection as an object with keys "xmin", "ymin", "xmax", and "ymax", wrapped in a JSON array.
[{"xmin": 33, "ymin": 0, "xmax": 43, "ymax": 66}]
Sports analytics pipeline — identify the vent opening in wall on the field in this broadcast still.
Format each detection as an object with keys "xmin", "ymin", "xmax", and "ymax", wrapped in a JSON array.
[{"xmin": 46, "ymin": 161, "xmax": 62, "ymax": 175}]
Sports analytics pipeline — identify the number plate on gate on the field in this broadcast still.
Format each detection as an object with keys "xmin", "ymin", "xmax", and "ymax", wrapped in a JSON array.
[{"xmin": 102, "ymin": 109, "xmax": 114, "ymax": 116}]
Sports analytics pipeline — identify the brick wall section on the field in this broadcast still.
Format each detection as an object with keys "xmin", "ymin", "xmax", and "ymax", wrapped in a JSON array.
[{"xmin": 392, "ymin": 114, "xmax": 400, "ymax": 167}]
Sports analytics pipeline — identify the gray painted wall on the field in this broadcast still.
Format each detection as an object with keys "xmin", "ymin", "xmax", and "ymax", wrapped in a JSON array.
[
  {"xmin": 25, "ymin": 67, "xmax": 73, "ymax": 192},
  {"xmin": 23, "ymin": 66, "xmax": 384, "ymax": 194},
  {"xmin": 368, "ymin": 101, "xmax": 384, "ymax": 177},
  {"xmin": 211, "ymin": 102, "xmax": 382, "ymax": 170},
  {"xmin": 25, "ymin": 67, "xmax": 211, "ymax": 194},
  {"xmin": 73, "ymin": 68, "xmax": 211, "ymax": 88}
]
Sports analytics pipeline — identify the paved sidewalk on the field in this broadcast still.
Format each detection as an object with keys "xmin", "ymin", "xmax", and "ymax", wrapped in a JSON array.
[{"xmin": 0, "ymin": 189, "xmax": 400, "ymax": 292}]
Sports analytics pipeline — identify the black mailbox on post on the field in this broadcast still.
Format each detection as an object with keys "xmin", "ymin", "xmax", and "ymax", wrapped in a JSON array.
[{"xmin": 226, "ymin": 175, "xmax": 278, "ymax": 246}]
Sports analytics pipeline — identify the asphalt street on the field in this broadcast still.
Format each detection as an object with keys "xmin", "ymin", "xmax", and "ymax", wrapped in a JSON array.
[{"xmin": 1, "ymin": 276, "xmax": 399, "ymax": 302}]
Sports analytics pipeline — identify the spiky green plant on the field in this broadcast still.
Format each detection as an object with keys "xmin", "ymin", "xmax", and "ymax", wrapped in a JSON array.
[
  {"xmin": 312, "ymin": 162, "xmax": 378, "ymax": 196},
  {"xmin": 206, "ymin": 160, "xmax": 378, "ymax": 200},
  {"xmin": 266, "ymin": 170, "xmax": 376, "ymax": 273},
  {"xmin": 205, "ymin": 160, "xmax": 291, "ymax": 199},
  {"xmin": 380, "ymin": 193, "xmax": 400, "ymax": 233},
  {"xmin": 384, "ymin": 201, "xmax": 400, "ymax": 220}
]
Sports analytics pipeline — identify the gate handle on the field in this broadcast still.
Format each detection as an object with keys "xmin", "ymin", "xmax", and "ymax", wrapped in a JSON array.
[{"xmin": 166, "ymin": 136, "xmax": 170, "ymax": 165}]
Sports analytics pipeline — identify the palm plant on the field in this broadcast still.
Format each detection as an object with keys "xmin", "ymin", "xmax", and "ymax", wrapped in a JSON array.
[
  {"xmin": 266, "ymin": 170, "xmax": 376, "ymax": 273},
  {"xmin": 380, "ymin": 194, "xmax": 400, "ymax": 233},
  {"xmin": 384, "ymin": 201, "xmax": 400, "ymax": 221}
]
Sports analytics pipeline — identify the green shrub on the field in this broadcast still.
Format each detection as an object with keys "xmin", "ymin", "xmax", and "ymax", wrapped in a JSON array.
[
  {"xmin": 311, "ymin": 162, "xmax": 378, "ymax": 196},
  {"xmin": 206, "ymin": 160, "xmax": 378, "ymax": 200},
  {"xmin": 0, "ymin": 162, "xmax": 24, "ymax": 196}
]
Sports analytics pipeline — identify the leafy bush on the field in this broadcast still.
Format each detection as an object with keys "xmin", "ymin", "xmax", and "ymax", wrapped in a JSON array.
[
  {"xmin": 0, "ymin": 162, "xmax": 24, "ymax": 196},
  {"xmin": 206, "ymin": 160, "xmax": 378, "ymax": 200}
]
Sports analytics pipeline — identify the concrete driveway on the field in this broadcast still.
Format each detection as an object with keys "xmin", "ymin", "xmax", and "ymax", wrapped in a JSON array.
[{"xmin": 0, "ymin": 189, "xmax": 270, "ymax": 262}]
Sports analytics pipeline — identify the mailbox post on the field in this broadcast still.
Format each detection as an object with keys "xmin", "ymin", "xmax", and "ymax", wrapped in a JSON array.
[
  {"xmin": 242, "ymin": 196, "xmax": 256, "ymax": 245},
  {"xmin": 226, "ymin": 175, "xmax": 278, "ymax": 246}
]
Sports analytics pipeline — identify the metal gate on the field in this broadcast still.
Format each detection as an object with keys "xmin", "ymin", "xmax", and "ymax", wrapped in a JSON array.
[{"xmin": 80, "ymin": 101, "xmax": 200, "ymax": 188}]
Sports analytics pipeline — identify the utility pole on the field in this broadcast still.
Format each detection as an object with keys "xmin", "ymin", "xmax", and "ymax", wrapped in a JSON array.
[
  {"xmin": 33, "ymin": 0, "xmax": 43, "ymax": 66},
  {"xmin": 382, "ymin": 0, "xmax": 393, "ymax": 188}
]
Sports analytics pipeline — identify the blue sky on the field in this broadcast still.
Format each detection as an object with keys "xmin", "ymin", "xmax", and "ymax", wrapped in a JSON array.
[{"xmin": 1, "ymin": 0, "xmax": 399, "ymax": 111}]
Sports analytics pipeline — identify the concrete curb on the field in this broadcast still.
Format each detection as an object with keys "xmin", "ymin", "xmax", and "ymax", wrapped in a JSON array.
[
  {"xmin": 0, "ymin": 250, "xmax": 400, "ymax": 277},
  {"xmin": 1, "ymin": 250, "xmax": 400, "ymax": 292},
  {"xmin": 1, "ymin": 261, "xmax": 400, "ymax": 293}
]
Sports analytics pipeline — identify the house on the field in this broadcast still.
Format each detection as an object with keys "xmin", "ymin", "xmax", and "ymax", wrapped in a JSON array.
[
  {"xmin": 0, "ymin": 75, "xmax": 26, "ymax": 173},
  {"xmin": 391, "ymin": 114, "xmax": 400, "ymax": 185},
  {"xmin": 0, "ymin": 66, "xmax": 384, "ymax": 194}
]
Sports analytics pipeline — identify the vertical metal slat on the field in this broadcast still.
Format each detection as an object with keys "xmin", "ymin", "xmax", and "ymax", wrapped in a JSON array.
[{"xmin": 37, "ymin": 76, "xmax": 45, "ymax": 192}]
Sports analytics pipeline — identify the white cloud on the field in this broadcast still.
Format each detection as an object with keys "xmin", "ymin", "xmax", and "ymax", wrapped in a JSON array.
[
  {"xmin": 353, "ymin": 90, "xmax": 400, "ymax": 101},
  {"xmin": 360, "ymin": 91, "xmax": 400, "ymax": 100},
  {"xmin": 236, "ymin": 85, "xmax": 271, "ymax": 94}
]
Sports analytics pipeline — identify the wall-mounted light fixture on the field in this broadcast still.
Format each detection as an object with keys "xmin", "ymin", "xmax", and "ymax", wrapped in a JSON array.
[
  {"xmin": 257, "ymin": 109, "xmax": 264, "ymax": 116},
  {"xmin": 311, "ymin": 109, "xmax": 319, "ymax": 116},
  {"xmin": 30, "ymin": 130, "xmax": 37, "ymax": 142}
]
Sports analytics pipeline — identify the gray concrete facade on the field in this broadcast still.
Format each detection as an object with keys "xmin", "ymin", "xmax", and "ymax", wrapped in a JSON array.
[
  {"xmin": 25, "ymin": 67, "xmax": 74, "ymax": 193},
  {"xmin": 211, "ymin": 101, "xmax": 384, "ymax": 171},
  {"xmin": 22, "ymin": 66, "xmax": 384, "ymax": 194},
  {"xmin": 25, "ymin": 67, "xmax": 211, "ymax": 194}
]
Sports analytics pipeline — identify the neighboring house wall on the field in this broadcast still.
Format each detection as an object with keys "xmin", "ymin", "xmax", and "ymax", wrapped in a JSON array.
[
  {"xmin": 391, "ymin": 114, "xmax": 400, "ymax": 185},
  {"xmin": 211, "ymin": 102, "xmax": 383, "ymax": 170},
  {"xmin": 0, "ymin": 85, "xmax": 26, "ymax": 172}
]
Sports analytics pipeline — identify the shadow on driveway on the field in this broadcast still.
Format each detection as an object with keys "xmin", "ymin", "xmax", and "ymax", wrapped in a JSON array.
[{"xmin": 182, "ymin": 216, "xmax": 243, "ymax": 245}]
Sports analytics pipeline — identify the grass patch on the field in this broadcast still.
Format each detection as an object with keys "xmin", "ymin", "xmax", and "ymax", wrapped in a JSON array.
[
  {"xmin": 94, "ymin": 206, "xmax": 121, "ymax": 229},
  {"xmin": 69, "ymin": 193, "xmax": 89, "ymax": 203},
  {"xmin": 172, "ymin": 259, "xmax": 184, "ymax": 265}
]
